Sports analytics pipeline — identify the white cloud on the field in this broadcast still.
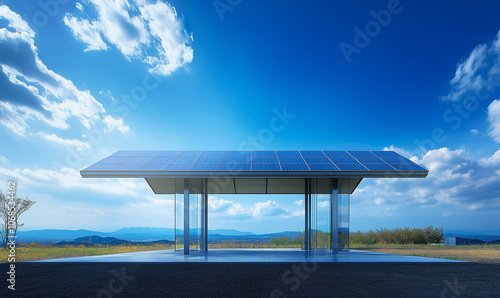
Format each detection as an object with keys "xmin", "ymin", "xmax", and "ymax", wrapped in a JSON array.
[
  {"xmin": 208, "ymin": 196, "xmax": 233, "ymax": 212},
  {"xmin": 103, "ymin": 115, "xmax": 129, "ymax": 133},
  {"xmin": 0, "ymin": 5, "xmax": 109, "ymax": 135},
  {"xmin": 487, "ymin": 99, "xmax": 500, "ymax": 142},
  {"xmin": 383, "ymin": 145, "xmax": 413, "ymax": 158},
  {"xmin": 471, "ymin": 129, "xmax": 479, "ymax": 135},
  {"xmin": 354, "ymin": 147, "xmax": 500, "ymax": 217},
  {"xmin": 76, "ymin": 2, "xmax": 84, "ymax": 11},
  {"xmin": 294, "ymin": 199, "xmax": 303, "ymax": 206},
  {"xmin": 40, "ymin": 133, "xmax": 90, "ymax": 151},
  {"xmin": 253, "ymin": 200, "xmax": 290, "ymax": 217},
  {"xmin": 64, "ymin": 0, "xmax": 193, "ymax": 76},
  {"xmin": 441, "ymin": 30, "xmax": 500, "ymax": 102},
  {"xmin": 0, "ymin": 166, "xmax": 149, "ymax": 198},
  {"xmin": 63, "ymin": 14, "xmax": 108, "ymax": 51},
  {"xmin": 0, "ymin": 155, "xmax": 7, "ymax": 163}
]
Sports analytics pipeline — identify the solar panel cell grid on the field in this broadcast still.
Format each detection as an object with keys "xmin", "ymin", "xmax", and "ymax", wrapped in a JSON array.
[
  {"xmin": 223, "ymin": 151, "xmax": 251, "ymax": 158},
  {"xmin": 220, "ymin": 157, "xmax": 252, "ymax": 164},
  {"xmin": 347, "ymin": 151, "xmax": 377, "ymax": 158},
  {"xmin": 335, "ymin": 163, "xmax": 368, "ymax": 171},
  {"xmin": 99, "ymin": 157, "xmax": 129, "ymax": 163},
  {"xmin": 83, "ymin": 151, "xmax": 428, "ymax": 174},
  {"xmin": 300, "ymin": 151, "xmax": 326, "ymax": 158},
  {"xmin": 251, "ymin": 157, "xmax": 279, "ymax": 164},
  {"xmin": 218, "ymin": 164, "xmax": 251, "ymax": 171},
  {"xmin": 251, "ymin": 151, "xmax": 276, "ymax": 158},
  {"xmin": 156, "ymin": 151, "xmax": 182, "ymax": 157},
  {"xmin": 308, "ymin": 164, "xmax": 339, "ymax": 171},
  {"xmin": 280, "ymin": 163, "xmax": 310, "ymax": 171},
  {"xmin": 196, "ymin": 157, "xmax": 222, "ymax": 163},
  {"xmin": 372, "ymin": 151, "xmax": 402, "ymax": 157},
  {"xmin": 381, "ymin": 157, "xmax": 414, "ymax": 164},
  {"xmin": 252, "ymin": 164, "xmax": 281, "ymax": 171},
  {"xmin": 166, "ymin": 164, "xmax": 195, "ymax": 171},
  {"xmin": 278, "ymin": 157, "xmax": 305, "ymax": 164},
  {"xmin": 124, "ymin": 157, "xmax": 153, "ymax": 164},
  {"xmin": 355, "ymin": 157, "xmax": 384, "ymax": 164},
  {"xmin": 323, "ymin": 151, "xmax": 351, "ymax": 158},
  {"xmin": 147, "ymin": 157, "xmax": 175, "ymax": 164},
  {"xmin": 113, "ymin": 163, "xmax": 144, "ymax": 171},
  {"xmin": 170, "ymin": 157, "xmax": 198, "ymax": 164},
  {"xmin": 139, "ymin": 164, "xmax": 168, "ymax": 171},
  {"xmin": 329, "ymin": 157, "xmax": 359, "ymax": 164},
  {"xmin": 276, "ymin": 151, "xmax": 302, "ymax": 158},
  {"xmin": 201, "ymin": 151, "xmax": 225, "ymax": 158},
  {"xmin": 304, "ymin": 157, "xmax": 332, "ymax": 164},
  {"xmin": 178, "ymin": 151, "xmax": 203, "ymax": 157},
  {"xmin": 191, "ymin": 164, "xmax": 220, "ymax": 171},
  {"xmin": 363, "ymin": 164, "xmax": 396, "ymax": 171}
]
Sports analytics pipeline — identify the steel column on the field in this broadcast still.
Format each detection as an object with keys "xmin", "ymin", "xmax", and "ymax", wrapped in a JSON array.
[
  {"xmin": 184, "ymin": 178, "xmax": 190, "ymax": 255},
  {"xmin": 331, "ymin": 178, "xmax": 339, "ymax": 254}
]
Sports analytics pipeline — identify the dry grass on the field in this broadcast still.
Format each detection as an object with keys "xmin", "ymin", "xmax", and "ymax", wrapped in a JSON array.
[
  {"xmin": 352, "ymin": 244, "xmax": 500, "ymax": 263},
  {"xmin": 0, "ymin": 243, "xmax": 174, "ymax": 263}
]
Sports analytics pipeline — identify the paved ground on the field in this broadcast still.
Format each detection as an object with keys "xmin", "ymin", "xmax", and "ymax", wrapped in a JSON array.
[
  {"xmin": 1, "ymin": 262, "xmax": 499, "ymax": 296},
  {"xmin": 37, "ymin": 248, "xmax": 463, "ymax": 263}
]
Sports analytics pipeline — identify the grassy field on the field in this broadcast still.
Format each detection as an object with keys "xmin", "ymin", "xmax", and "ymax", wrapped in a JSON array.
[
  {"xmin": 0, "ymin": 243, "xmax": 174, "ymax": 263},
  {"xmin": 352, "ymin": 244, "xmax": 500, "ymax": 263},
  {"xmin": 2, "ymin": 242, "xmax": 500, "ymax": 263}
]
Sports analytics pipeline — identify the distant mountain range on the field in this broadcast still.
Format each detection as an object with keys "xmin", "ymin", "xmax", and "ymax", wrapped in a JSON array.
[
  {"xmin": 16, "ymin": 227, "xmax": 500, "ymax": 244},
  {"xmin": 17, "ymin": 227, "xmax": 301, "ymax": 244},
  {"xmin": 54, "ymin": 235, "xmax": 174, "ymax": 247}
]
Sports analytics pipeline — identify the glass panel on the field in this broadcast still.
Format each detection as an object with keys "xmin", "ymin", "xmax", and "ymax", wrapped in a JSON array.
[
  {"xmin": 338, "ymin": 179, "xmax": 350, "ymax": 252},
  {"xmin": 175, "ymin": 189, "xmax": 183, "ymax": 251}
]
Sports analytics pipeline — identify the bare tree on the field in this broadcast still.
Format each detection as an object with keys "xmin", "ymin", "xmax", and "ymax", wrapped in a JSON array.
[{"xmin": 0, "ymin": 192, "xmax": 35, "ymax": 249}]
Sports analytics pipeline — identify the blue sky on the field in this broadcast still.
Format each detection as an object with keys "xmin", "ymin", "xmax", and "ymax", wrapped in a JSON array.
[{"xmin": 0, "ymin": 0, "xmax": 500, "ymax": 234}]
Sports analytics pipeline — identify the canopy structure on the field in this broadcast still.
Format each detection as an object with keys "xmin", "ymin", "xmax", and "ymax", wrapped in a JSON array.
[{"xmin": 81, "ymin": 151, "xmax": 428, "ymax": 255}]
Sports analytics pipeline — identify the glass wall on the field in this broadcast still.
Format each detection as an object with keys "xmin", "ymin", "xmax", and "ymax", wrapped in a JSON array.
[
  {"xmin": 174, "ymin": 178, "xmax": 204, "ymax": 252},
  {"xmin": 313, "ymin": 179, "xmax": 332, "ymax": 250},
  {"xmin": 174, "ymin": 189, "xmax": 183, "ymax": 251},
  {"xmin": 338, "ymin": 179, "xmax": 350, "ymax": 252}
]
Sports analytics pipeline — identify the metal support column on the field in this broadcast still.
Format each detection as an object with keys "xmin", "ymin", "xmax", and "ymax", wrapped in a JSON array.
[
  {"xmin": 184, "ymin": 178, "xmax": 190, "ymax": 255},
  {"xmin": 331, "ymin": 178, "xmax": 339, "ymax": 254},
  {"xmin": 201, "ymin": 178, "xmax": 208, "ymax": 252},
  {"xmin": 304, "ymin": 178, "xmax": 310, "ymax": 251}
]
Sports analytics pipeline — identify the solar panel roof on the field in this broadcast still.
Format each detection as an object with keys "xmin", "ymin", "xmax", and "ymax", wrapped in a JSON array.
[{"xmin": 81, "ymin": 151, "xmax": 428, "ymax": 179}]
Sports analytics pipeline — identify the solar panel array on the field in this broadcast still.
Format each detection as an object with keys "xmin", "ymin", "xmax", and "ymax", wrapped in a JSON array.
[{"xmin": 83, "ymin": 151, "xmax": 427, "ymax": 172}]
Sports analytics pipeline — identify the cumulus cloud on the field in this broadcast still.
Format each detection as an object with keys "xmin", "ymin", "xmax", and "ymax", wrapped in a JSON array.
[
  {"xmin": 63, "ymin": 14, "xmax": 108, "ymax": 51},
  {"xmin": 0, "ymin": 166, "xmax": 149, "ymax": 199},
  {"xmin": 208, "ymin": 196, "xmax": 300, "ymax": 220},
  {"xmin": 40, "ymin": 133, "xmax": 90, "ymax": 151},
  {"xmin": 253, "ymin": 200, "xmax": 291, "ymax": 217},
  {"xmin": 0, "ymin": 5, "xmax": 119, "ymax": 137},
  {"xmin": 103, "ymin": 115, "xmax": 129, "ymax": 133},
  {"xmin": 488, "ymin": 99, "xmax": 500, "ymax": 142},
  {"xmin": 354, "ymin": 147, "xmax": 500, "ymax": 217},
  {"xmin": 471, "ymin": 129, "xmax": 479, "ymax": 136},
  {"xmin": 64, "ymin": 0, "xmax": 193, "ymax": 76},
  {"xmin": 441, "ymin": 30, "xmax": 500, "ymax": 102}
]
